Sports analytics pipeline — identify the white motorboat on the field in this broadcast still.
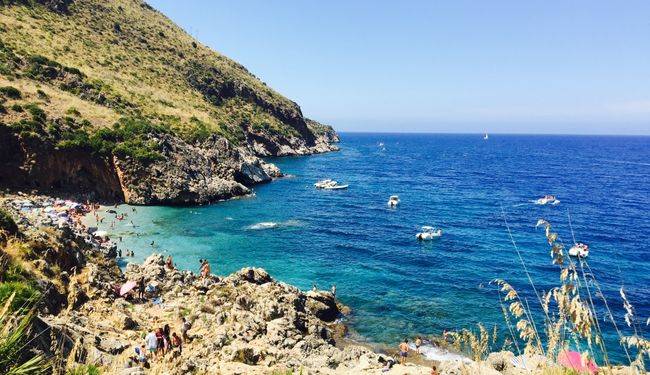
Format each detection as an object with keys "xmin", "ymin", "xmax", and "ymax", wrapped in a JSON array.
[
  {"xmin": 323, "ymin": 184, "xmax": 348, "ymax": 190},
  {"xmin": 568, "ymin": 243, "xmax": 589, "ymax": 258},
  {"xmin": 416, "ymin": 226, "xmax": 442, "ymax": 240},
  {"xmin": 484, "ymin": 133, "xmax": 489, "ymax": 140},
  {"xmin": 316, "ymin": 179, "xmax": 348, "ymax": 190},
  {"xmin": 535, "ymin": 195, "xmax": 560, "ymax": 205},
  {"xmin": 388, "ymin": 195, "xmax": 400, "ymax": 207},
  {"xmin": 314, "ymin": 179, "xmax": 336, "ymax": 189}
]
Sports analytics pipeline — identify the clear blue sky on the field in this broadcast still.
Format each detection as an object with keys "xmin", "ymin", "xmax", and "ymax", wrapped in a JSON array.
[{"xmin": 148, "ymin": 0, "xmax": 650, "ymax": 134}]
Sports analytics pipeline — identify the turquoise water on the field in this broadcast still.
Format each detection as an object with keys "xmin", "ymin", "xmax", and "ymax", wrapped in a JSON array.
[{"xmin": 90, "ymin": 133, "xmax": 649, "ymax": 362}]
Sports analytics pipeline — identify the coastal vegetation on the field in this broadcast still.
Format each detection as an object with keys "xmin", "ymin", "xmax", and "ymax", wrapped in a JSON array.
[
  {"xmin": 0, "ymin": 0, "xmax": 334, "ymax": 152},
  {"xmin": 446, "ymin": 216, "xmax": 649, "ymax": 372},
  {"xmin": 0, "ymin": 294, "xmax": 50, "ymax": 374},
  {"xmin": 0, "ymin": 0, "xmax": 338, "ymax": 205}
]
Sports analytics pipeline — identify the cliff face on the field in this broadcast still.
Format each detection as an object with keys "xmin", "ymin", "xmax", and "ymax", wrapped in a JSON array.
[
  {"xmin": 0, "ymin": 0, "xmax": 338, "ymax": 204},
  {"xmin": 0, "ymin": 126, "xmax": 125, "ymax": 202}
]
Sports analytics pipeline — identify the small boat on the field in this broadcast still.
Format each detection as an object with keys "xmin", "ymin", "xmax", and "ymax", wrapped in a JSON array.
[
  {"xmin": 569, "ymin": 243, "xmax": 589, "ymax": 258},
  {"xmin": 416, "ymin": 226, "xmax": 442, "ymax": 240},
  {"xmin": 484, "ymin": 133, "xmax": 489, "ymax": 140},
  {"xmin": 535, "ymin": 195, "xmax": 560, "ymax": 205},
  {"xmin": 314, "ymin": 179, "xmax": 335, "ymax": 189},
  {"xmin": 388, "ymin": 195, "xmax": 400, "ymax": 207},
  {"xmin": 378, "ymin": 142, "xmax": 385, "ymax": 147},
  {"xmin": 323, "ymin": 184, "xmax": 348, "ymax": 190},
  {"xmin": 316, "ymin": 179, "xmax": 348, "ymax": 190}
]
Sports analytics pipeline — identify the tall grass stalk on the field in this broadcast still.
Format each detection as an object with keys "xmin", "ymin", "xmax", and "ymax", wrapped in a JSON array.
[{"xmin": 495, "ymin": 214, "xmax": 647, "ymax": 372}]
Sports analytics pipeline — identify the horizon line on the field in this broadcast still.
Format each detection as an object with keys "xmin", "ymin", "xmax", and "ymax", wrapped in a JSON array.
[{"xmin": 335, "ymin": 130, "xmax": 650, "ymax": 137}]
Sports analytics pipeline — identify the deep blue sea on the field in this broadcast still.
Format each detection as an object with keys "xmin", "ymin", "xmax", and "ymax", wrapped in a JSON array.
[{"xmin": 89, "ymin": 133, "xmax": 649, "ymax": 363}]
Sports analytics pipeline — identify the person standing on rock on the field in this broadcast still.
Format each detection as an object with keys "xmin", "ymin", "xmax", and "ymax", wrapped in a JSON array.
[
  {"xmin": 155, "ymin": 327, "xmax": 165, "ymax": 358},
  {"xmin": 399, "ymin": 339, "xmax": 410, "ymax": 365},
  {"xmin": 138, "ymin": 276, "xmax": 146, "ymax": 301},
  {"xmin": 163, "ymin": 324, "xmax": 172, "ymax": 355},
  {"xmin": 415, "ymin": 336, "xmax": 422, "ymax": 354},
  {"xmin": 145, "ymin": 330, "xmax": 157, "ymax": 360},
  {"xmin": 171, "ymin": 332, "xmax": 182, "ymax": 356},
  {"xmin": 165, "ymin": 255, "xmax": 174, "ymax": 270},
  {"xmin": 181, "ymin": 317, "xmax": 192, "ymax": 342},
  {"xmin": 200, "ymin": 259, "xmax": 211, "ymax": 279}
]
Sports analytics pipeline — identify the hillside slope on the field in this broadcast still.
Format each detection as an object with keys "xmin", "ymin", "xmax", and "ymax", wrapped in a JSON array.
[{"xmin": 0, "ymin": 0, "xmax": 338, "ymax": 204}]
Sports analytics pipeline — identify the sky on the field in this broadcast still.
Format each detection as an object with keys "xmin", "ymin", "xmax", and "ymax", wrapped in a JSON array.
[{"xmin": 148, "ymin": 1, "xmax": 650, "ymax": 134}]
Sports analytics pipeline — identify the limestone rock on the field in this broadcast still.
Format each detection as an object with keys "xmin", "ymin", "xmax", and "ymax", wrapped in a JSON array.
[{"xmin": 306, "ymin": 290, "xmax": 340, "ymax": 322}]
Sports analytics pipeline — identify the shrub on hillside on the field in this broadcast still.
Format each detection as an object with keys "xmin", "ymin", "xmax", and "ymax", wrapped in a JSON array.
[
  {"xmin": 0, "ymin": 209, "xmax": 18, "ymax": 236},
  {"xmin": 24, "ymin": 103, "xmax": 46, "ymax": 123},
  {"xmin": 0, "ymin": 85, "xmax": 21, "ymax": 99},
  {"xmin": 56, "ymin": 117, "xmax": 166, "ymax": 164}
]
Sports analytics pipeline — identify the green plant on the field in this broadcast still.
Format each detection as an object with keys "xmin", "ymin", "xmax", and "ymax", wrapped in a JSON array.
[
  {"xmin": 66, "ymin": 364, "xmax": 101, "ymax": 375},
  {"xmin": 0, "ymin": 293, "xmax": 51, "ymax": 374},
  {"xmin": 0, "ymin": 86, "xmax": 21, "ymax": 99},
  {"xmin": 0, "ymin": 209, "xmax": 18, "ymax": 236},
  {"xmin": 24, "ymin": 103, "xmax": 46, "ymax": 123},
  {"xmin": 36, "ymin": 89, "xmax": 49, "ymax": 100},
  {"xmin": 66, "ymin": 107, "xmax": 81, "ymax": 116},
  {"xmin": 0, "ymin": 282, "xmax": 40, "ymax": 312},
  {"xmin": 10, "ymin": 103, "xmax": 23, "ymax": 112}
]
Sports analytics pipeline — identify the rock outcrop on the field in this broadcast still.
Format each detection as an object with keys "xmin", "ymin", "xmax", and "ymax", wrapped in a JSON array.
[{"xmin": 0, "ymin": 0, "xmax": 339, "ymax": 205}]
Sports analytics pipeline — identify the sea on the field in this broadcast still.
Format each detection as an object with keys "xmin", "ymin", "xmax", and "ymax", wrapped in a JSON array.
[{"xmin": 86, "ymin": 133, "xmax": 649, "ymax": 363}]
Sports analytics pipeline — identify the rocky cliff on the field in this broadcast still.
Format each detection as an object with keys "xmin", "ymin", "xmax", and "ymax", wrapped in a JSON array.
[{"xmin": 0, "ymin": 0, "xmax": 339, "ymax": 205}]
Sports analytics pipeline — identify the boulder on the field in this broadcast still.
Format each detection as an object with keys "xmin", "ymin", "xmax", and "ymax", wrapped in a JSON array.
[
  {"xmin": 96, "ymin": 336, "xmax": 128, "ymax": 355},
  {"xmin": 233, "ymin": 267, "xmax": 273, "ymax": 285},
  {"xmin": 305, "ymin": 291, "xmax": 339, "ymax": 322}
]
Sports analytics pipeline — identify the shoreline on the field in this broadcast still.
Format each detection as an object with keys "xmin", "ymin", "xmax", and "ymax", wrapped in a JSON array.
[
  {"xmin": 81, "ymin": 200, "xmax": 458, "ymax": 365},
  {"xmin": 0, "ymin": 192, "xmax": 443, "ymax": 373},
  {"xmin": 2, "ymin": 192, "xmax": 643, "ymax": 374}
]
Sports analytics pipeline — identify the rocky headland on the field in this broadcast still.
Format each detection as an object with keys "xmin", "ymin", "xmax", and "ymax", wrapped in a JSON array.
[{"xmin": 0, "ymin": 0, "xmax": 339, "ymax": 205}]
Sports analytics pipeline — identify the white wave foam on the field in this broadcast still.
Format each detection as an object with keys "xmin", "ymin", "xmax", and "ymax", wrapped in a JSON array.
[
  {"xmin": 409, "ymin": 343, "xmax": 471, "ymax": 363},
  {"xmin": 248, "ymin": 222, "xmax": 279, "ymax": 230},
  {"xmin": 247, "ymin": 220, "xmax": 303, "ymax": 230}
]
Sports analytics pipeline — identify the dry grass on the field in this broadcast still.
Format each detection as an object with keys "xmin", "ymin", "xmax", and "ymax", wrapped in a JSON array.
[
  {"xmin": 0, "ymin": 76, "xmax": 120, "ymax": 127},
  {"xmin": 490, "ymin": 217, "xmax": 648, "ymax": 372},
  {"xmin": 0, "ymin": 0, "xmax": 310, "ymax": 140}
]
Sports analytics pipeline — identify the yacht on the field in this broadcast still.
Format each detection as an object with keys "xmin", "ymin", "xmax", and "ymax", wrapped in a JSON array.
[{"xmin": 388, "ymin": 195, "xmax": 400, "ymax": 207}]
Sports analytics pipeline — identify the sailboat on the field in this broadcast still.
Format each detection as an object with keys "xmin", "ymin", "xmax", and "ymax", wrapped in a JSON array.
[{"xmin": 483, "ymin": 133, "xmax": 489, "ymax": 140}]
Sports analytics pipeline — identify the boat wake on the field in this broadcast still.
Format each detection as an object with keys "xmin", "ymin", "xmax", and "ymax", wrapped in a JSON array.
[{"xmin": 247, "ymin": 220, "xmax": 303, "ymax": 230}]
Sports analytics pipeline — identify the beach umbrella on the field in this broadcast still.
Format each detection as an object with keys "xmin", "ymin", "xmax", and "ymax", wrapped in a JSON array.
[
  {"xmin": 558, "ymin": 350, "xmax": 597, "ymax": 374},
  {"xmin": 120, "ymin": 280, "xmax": 137, "ymax": 296}
]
